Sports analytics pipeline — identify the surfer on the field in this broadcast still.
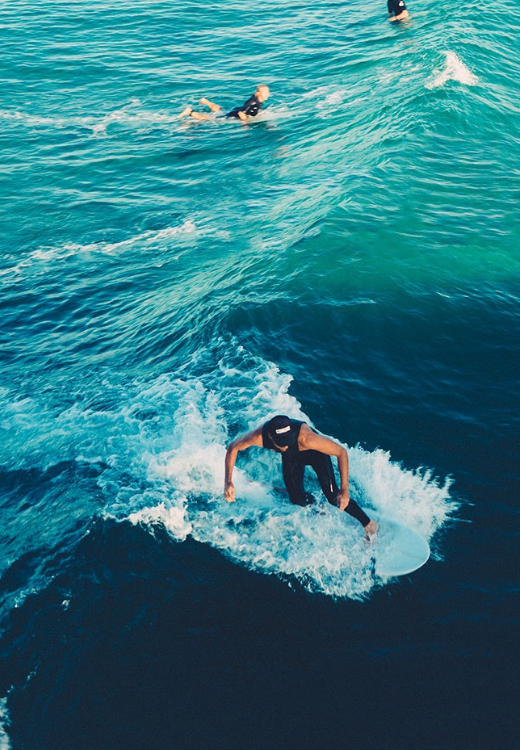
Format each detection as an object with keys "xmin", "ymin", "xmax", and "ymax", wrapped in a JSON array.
[
  {"xmin": 179, "ymin": 84, "xmax": 270, "ymax": 122},
  {"xmin": 224, "ymin": 415, "xmax": 379, "ymax": 540},
  {"xmin": 387, "ymin": 0, "xmax": 410, "ymax": 22}
]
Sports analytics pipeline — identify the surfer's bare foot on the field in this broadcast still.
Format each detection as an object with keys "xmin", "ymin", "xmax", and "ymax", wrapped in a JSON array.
[
  {"xmin": 199, "ymin": 97, "xmax": 210, "ymax": 107},
  {"xmin": 179, "ymin": 107, "xmax": 193, "ymax": 118},
  {"xmin": 364, "ymin": 519, "xmax": 379, "ymax": 542}
]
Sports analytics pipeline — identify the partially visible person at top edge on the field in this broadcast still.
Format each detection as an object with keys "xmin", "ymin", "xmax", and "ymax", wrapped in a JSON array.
[
  {"xmin": 224, "ymin": 415, "xmax": 379, "ymax": 541},
  {"xmin": 179, "ymin": 84, "xmax": 269, "ymax": 122},
  {"xmin": 387, "ymin": 0, "xmax": 410, "ymax": 22}
]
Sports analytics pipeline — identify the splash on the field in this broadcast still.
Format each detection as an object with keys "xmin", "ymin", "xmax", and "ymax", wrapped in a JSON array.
[
  {"xmin": 100, "ymin": 352, "xmax": 457, "ymax": 599},
  {"xmin": 122, "ymin": 422, "xmax": 454, "ymax": 599},
  {"xmin": 0, "ymin": 346, "xmax": 458, "ymax": 602},
  {"xmin": 427, "ymin": 51, "xmax": 479, "ymax": 89},
  {"xmin": 0, "ymin": 698, "xmax": 11, "ymax": 750}
]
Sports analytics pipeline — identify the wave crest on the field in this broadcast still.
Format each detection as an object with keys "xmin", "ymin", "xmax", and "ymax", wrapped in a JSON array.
[{"xmin": 427, "ymin": 51, "xmax": 479, "ymax": 89}]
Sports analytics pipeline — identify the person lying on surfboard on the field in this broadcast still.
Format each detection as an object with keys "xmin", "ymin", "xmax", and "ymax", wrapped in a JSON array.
[
  {"xmin": 179, "ymin": 84, "xmax": 270, "ymax": 123},
  {"xmin": 224, "ymin": 415, "xmax": 379, "ymax": 540}
]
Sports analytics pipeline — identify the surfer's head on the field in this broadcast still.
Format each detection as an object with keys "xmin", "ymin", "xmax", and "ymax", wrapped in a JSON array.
[
  {"xmin": 267, "ymin": 415, "xmax": 296, "ymax": 449},
  {"xmin": 256, "ymin": 84, "xmax": 270, "ymax": 102}
]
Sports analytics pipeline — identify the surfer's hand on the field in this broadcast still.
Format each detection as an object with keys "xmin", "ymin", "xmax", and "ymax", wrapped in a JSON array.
[
  {"xmin": 337, "ymin": 489, "xmax": 350, "ymax": 511},
  {"xmin": 364, "ymin": 519, "xmax": 379, "ymax": 542},
  {"xmin": 224, "ymin": 481, "xmax": 236, "ymax": 502}
]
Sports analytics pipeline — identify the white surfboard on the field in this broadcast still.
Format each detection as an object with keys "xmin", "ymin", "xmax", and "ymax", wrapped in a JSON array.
[{"xmin": 363, "ymin": 509, "xmax": 430, "ymax": 577}]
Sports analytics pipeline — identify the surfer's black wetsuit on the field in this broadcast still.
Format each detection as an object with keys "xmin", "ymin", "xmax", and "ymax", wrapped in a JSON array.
[
  {"xmin": 262, "ymin": 419, "xmax": 370, "ymax": 526},
  {"xmin": 387, "ymin": 0, "xmax": 407, "ymax": 16},
  {"xmin": 226, "ymin": 94, "xmax": 263, "ymax": 119}
]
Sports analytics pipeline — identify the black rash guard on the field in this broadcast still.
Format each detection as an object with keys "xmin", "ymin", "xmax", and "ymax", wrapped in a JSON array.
[
  {"xmin": 226, "ymin": 94, "xmax": 263, "ymax": 119},
  {"xmin": 387, "ymin": 0, "xmax": 407, "ymax": 16},
  {"xmin": 262, "ymin": 419, "xmax": 370, "ymax": 526}
]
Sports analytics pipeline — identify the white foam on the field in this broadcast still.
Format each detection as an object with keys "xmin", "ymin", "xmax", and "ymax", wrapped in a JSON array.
[
  {"xmin": 0, "ymin": 99, "xmax": 185, "ymax": 137},
  {"xmin": 349, "ymin": 446, "xmax": 453, "ymax": 539},
  {"xmin": 134, "ymin": 432, "xmax": 454, "ymax": 598},
  {"xmin": 250, "ymin": 105, "xmax": 290, "ymax": 123},
  {"xmin": 0, "ymin": 110, "xmax": 57, "ymax": 126},
  {"xmin": 427, "ymin": 51, "xmax": 479, "ymax": 89},
  {"xmin": 324, "ymin": 90, "xmax": 346, "ymax": 106},
  {"xmin": 301, "ymin": 86, "xmax": 329, "ymax": 100},
  {"xmin": 314, "ymin": 87, "xmax": 349, "ymax": 114},
  {"xmin": 128, "ymin": 503, "xmax": 192, "ymax": 541},
  {"xmin": 100, "ymin": 353, "xmax": 456, "ymax": 599},
  {"xmin": 0, "ymin": 698, "xmax": 11, "ymax": 750},
  {"xmin": 0, "ymin": 220, "xmax": 197, "ymax": 282},
  {"xmin": 0, "ymin": 347, "xmax": 458, "ymax": 601},
  {"xmin": 91, "ymin": 106, "xmax": 182, "ymax": 137},
  {"xmin": 62, "ymin": 220, "xmax": 197, "ymax": 256}
]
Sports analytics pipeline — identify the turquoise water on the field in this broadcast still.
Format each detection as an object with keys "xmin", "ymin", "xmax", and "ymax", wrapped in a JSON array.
[{"xmin": 1, "ymin": 1, "xmax": 519, "ymax": 748}]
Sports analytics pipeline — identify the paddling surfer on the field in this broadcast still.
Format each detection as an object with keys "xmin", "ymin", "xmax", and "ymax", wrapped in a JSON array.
[
  {"xmin": 224, "ymin": 415, "xmax": 379, "ymax": 540},
  {"xmin": 387, "ymin": 0, "xmax": 410, "ymax": 22},
  {"xmin": 179, "ymin": 84, "xmax": 270, "ymax": 122}
]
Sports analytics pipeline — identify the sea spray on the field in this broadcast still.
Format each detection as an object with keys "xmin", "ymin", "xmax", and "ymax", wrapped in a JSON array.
[{"xmin": 427, "ymin": 51, "xmax": 479, "ymax": 89}]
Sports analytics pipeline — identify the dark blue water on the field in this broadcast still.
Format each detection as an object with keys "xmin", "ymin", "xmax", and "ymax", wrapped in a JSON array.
[{"xmin": 1, "ymin": 0, "xmax": 519, "ymax": 747}]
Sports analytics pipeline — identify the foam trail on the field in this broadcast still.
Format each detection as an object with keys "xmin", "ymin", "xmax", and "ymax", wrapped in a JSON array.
[
  {"xmin": 91, "ymin": 106, "xmax": 182, "ymax": 136},
  {"xmin": 0, "ymin": 346, "xmax": 458, "ymax": 602},
  {"xmin": 62, "ymin": 221, "xmax": 197, "ymax": 256},
  {"xmin": 0, "ymin": 220, "xmax": 197, "ymax": 282},
  {"xmin": 0, "ymin": 698, "xmax": 11, "ymax": 750},
  {"xmin": 132, "ymin": 431, "xmax": 454, "ymax": 598},
  {"xmin": 427, "ymin": 51, "xmax": 479, "ymax": 89},
  {"xmin": 98, "ymin": 355, "xmax": 457, "ymax": 599},
  {"xmin": 0, "ymin": 100, "xmax": 183, "ymax": 136}
]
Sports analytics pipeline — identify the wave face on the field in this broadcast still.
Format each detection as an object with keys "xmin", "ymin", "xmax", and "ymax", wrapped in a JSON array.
[{"xmin": 0, "ymin": 0, "xmax": 519, "ymax": 748}]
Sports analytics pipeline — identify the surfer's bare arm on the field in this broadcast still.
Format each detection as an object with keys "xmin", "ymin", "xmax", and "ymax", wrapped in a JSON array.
[
  {"xmin": 224, "ymin": 427, "xmax": 263, "ymax": 502},
  {"xmin": 299, "ymin": 425, "xmax": 378, "ymax": 539},
  {"xmin": 298, "ymin": 425, "xmax": 351, "ymax": 510},
  {"xmin": 237, "ymin": 111, "xmax": 248, "ymax": 122}
]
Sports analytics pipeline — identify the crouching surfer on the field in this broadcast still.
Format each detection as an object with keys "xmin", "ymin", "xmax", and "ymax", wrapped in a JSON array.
[{"xmin": 224, "ymin": 415, "xmax": 379, "ymax": 541}]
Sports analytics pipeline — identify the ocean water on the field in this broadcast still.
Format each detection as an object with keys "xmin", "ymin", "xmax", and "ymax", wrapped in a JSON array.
[{"xmin": 0, "ymin": 0, "xmax": 519, "ymax": 747}]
